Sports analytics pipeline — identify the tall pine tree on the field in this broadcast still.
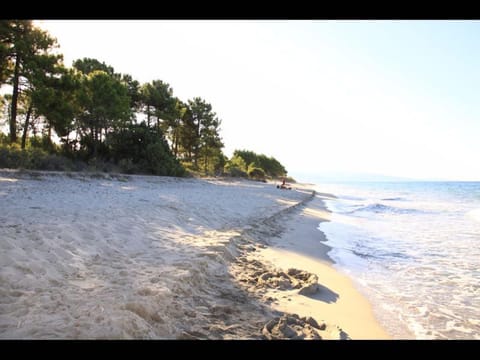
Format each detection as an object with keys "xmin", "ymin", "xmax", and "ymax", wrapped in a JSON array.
[{"xmin": 0, "ymin": 20, "xmax": 61, "ymax": 143}]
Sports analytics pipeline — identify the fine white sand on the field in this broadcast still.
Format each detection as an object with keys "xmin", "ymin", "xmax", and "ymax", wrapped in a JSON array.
[{"xmin": 0, "ymin": 170, "xmax": 388, "ymax": 339}]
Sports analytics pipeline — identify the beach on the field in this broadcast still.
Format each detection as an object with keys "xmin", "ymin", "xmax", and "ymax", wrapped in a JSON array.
[{"xmin": 0, "ymin": 170, "xmax": 389, "ymax": 339}]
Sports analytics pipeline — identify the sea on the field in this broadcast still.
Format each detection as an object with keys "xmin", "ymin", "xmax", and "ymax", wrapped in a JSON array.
[{"xmin": 312, "ymin": 181, "xmax": 480, "ymax": 339}]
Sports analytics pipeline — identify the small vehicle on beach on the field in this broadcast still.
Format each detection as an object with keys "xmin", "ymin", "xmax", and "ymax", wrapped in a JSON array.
[{"xmin": 276, "ymin": 177, "xmax": 292, "ymax": 190}]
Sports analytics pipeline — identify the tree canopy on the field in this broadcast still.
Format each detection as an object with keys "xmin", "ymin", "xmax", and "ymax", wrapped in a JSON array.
[
  {"xmin": 0, "ymin": 20, "xmax": 62, "ymax": 143},
  {"xmin": 0, "ymin": 21, "xmax": 290, "ymax": 179},
  {"xmin": 232, "ymin": 149, "xmax": 287, "ymax": 178}
]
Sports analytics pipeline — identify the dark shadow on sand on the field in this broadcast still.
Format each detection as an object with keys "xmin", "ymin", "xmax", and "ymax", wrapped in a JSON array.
[{"xmin": 303, "ymin": 283, "xmax": 339, "ymax": 304}]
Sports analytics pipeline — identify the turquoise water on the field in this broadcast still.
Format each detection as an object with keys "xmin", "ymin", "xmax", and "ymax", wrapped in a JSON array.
[{"xmin": 314, "ymin": 182, "xmax": 480, "ymax": 339}]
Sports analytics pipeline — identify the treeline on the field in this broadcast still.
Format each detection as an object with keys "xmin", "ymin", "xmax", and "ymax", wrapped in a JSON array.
[
  {"xmin": 0, "ymin": 20, "xmax": 288, "ymax": 180},
  {"xmin": 224, "ymin": 150, "xmax": 287, "ymax": 180}
]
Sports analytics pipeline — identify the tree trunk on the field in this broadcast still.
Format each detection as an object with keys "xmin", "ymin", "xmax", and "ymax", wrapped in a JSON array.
[
  {"xmin": 173, "ymin": 119, "xmax": 180, "ymax": 157},
  {"xmin": 173, "ymin": 130, "xmax": 178, "ymax": 157},
  {"xmin": 9, "ymin": 54, "xmax": 20, "ymax": 143},
  {"xmin": 91, "ymin": 126, "xmax": 98, "ymax": 158},
  {"xmin": 21, "ymin": 103, "xmax": 33, "ymax": 149},
  {"xmin": 203, "ymin": 148, "xmax": 209, "ymax": 173}
]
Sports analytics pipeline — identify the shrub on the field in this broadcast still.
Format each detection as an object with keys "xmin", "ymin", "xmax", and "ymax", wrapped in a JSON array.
[
  {"xmin": 108, "ymin": 123, "xmax": 185, "ymax": 177},
  {"xmin": 0, "ymin": 132, "xmax": 10, "ymax": 146},
  {"xmin": 118, "ymin": 158, "xmax": 137, "ymax": 174},
  {"xmin": 0, "ymin": 144, "xmax": 75, "ymax": 171},
  {"xmin": 224, "ymin": 155, "xmax": 249, "ymax": 178},
  {"xmin": 228, "ymin": 167, "xmax": 248, "ymax": 178},
  {"xmin": 224, "ymin": 155, "xmax": 247, "ymax": 173},
  {"xmin": 233, "ymin": 149, "xmax": 287, "ymax": 178},
  {"xmin": 0, "ymin": 146, "xmax": 26, "ymax": 168},
  {"xmin": 248, "ymin": 167, "xmax": 266, "ymax": 181},
  {"xmin": 29, "ymin": 136, "xmax": 54, "ymax": 152}
]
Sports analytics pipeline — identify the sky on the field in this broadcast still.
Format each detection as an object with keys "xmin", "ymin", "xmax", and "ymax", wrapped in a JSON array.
[{"xmin": 34, "ymin": 20, "xmax": 480, "ymax": 182}]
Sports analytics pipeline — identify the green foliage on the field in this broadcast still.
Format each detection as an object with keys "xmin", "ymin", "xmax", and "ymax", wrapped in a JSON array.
[
  {"xmin": 180, "ymin": 161, "xmax": 201, "ymax": 177},
  {"xmin": 1, "ymin": 20, "xmax": 61, "ymax": 143},
  {"xmin": 216, "ymin": 153, "xmax": 228, "ymax": 175},
  {"xmin": 117, "ymin": 158, "xmax": 136, "ymax": 174},
  {"xmin": 224, "ymin": 155, "xmax": 248, "ymax": 177},
  {"xmin": 247, "ymin": 167, "xmax": 266, "ymax": 181},
  {"xmin": 121, "ymin": 73, "xmax": 141, "ymax": 112},
  {"xmin": 107, "ymin": 123, "xmax": 185, "ymax": 177},
  {"xmin": 0, "ymin": 23, "xmax": 293, "ymax": 181},
  {"xmin": 32, "ymin": 67, "xmax": 81, "ymax": 139},
  {"xmin": 140, "ymin": 80, "xmax": 176, "ymax": 129},
  {"xmin": 0, "ymin": 143, "xmax": 76, "ymax": 171},
  {"xmin": 175, "ymin": 104, "xmax": 197, "ymax": 163},
  {"xmin": 86, "ymin": 157, "xmax": 119, "ymax": 173},
  {"xmin": 233, "ymin": 150, "xmax": 257, "ymax": 168},
  {"xmin": 224, "ymin": 155, "xmax": 247, "ymax": 174},
  {"xmin": 200, "ymin": 146, "xmax": 225, "ymax": 175},
  {"xmin": 73, "ymin": 58, "xmax": 115, "ymax": 76},
  {"xmin": 0, "ymin": 132, "xmax": 10, "ymax": 145},
  {"xmin": 76, "ymin": 69, "xmax": 132, "ymax": 156},
  {"xmin": 28, "ymin": 135, "xmax": 60, "ymax": 153},
  {"xmin": 233, "ymin": 149, "xmax": 287, "ymax": 178},
  {"xmin": 187, "ymin": 97, "xmax": 224, "ymax": 172},
  {"xmin": 0, "ymin": 21, "xmax": 15, "ymax": 86},
  {"xmin": 228, "ymin": 167, "xmax": 248, "ymax": 178},
  {"xmin": 145, "ymin": 142, "xmax": 177, "ymax": 176}
]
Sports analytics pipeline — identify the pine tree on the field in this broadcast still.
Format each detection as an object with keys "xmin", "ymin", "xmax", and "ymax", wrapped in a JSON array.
[{"xmin": 0, "ymin": 20, "xmax": 61, "ymax": 143}]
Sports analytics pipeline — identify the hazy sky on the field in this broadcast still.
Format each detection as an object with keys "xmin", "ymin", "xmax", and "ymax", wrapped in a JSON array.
[{"xmin": 35, "ymin": 20, "xmax": 480, "ymax": 181}]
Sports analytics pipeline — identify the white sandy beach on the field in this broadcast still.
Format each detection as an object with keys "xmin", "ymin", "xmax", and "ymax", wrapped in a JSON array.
[{"xmin": 0, "ymin": 170, "xmax": 389, "ymax": 339}]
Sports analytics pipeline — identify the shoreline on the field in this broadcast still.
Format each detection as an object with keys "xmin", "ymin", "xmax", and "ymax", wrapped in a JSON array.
[
  {"xmin": 0, "ymin": 171, "xmax": 389, "ymax": 339},
  {"xmin": 230, "ymin": 185, "xmax": 391, "ymax": 339}
]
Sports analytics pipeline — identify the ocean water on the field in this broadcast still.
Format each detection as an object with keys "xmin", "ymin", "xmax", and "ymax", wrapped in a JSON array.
[{"xmin": 313, "ymin": 181, "xmax": 480, "ymax": 339}]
